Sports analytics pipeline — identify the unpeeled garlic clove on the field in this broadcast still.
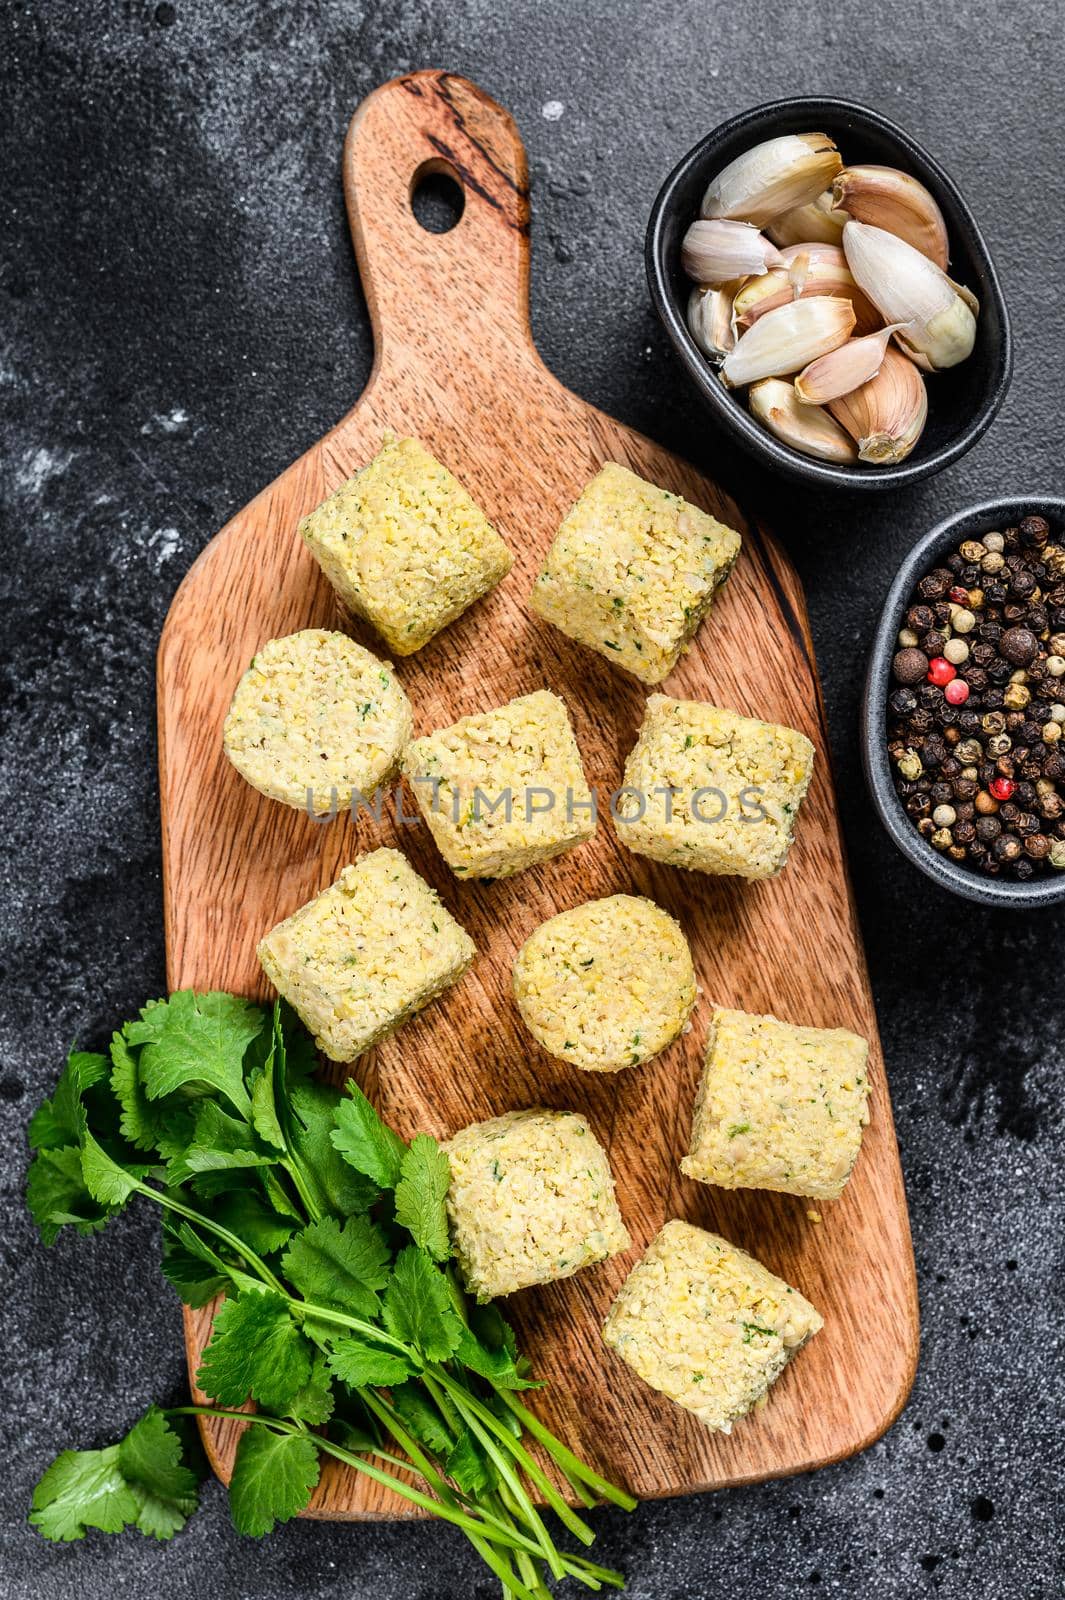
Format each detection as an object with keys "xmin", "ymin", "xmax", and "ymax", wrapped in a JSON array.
[
  {"xmin": 687, "ymin": 283, "xmax": 737, "ymax": 361},
  {"xmin": 721, "ymin": 296, "xmax": 856, "ymax": 388},
  {"xmin": 794, "ymin": 323, "xmax": 908, "ymax": 405},
  {"xmin": 749, "ymin": 378, "xmax": 858, "ymax": 462},
  {"xmin": 682, "ymin": 219, "xmax": 784, "ymax": 286},
  {"xmin": 827, "ymin": 345, "xmax": 928, "ymax": 463},
  {"xmin": 833, "ymin": 164, "xmax": 949, "ymax": 269},
  {"xmin": 842, "ymin": 220, "xmax": 978, "ymax": 370},
  {"xmin": 701, "ymin": 133, "xmax": 843, "ymax": 228},
  {"xmin": 732, "ymin": 244, "xmax": 880, "ymax": 335},
  {"xmin": 766, "ymin": 189, "xmax": 848, "ymax": 247}
]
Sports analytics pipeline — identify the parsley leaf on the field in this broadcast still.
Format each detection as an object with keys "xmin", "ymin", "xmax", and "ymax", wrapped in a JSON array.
[
  {"xmin": 393, "ymin": 1135, "xmax": 451, "ymax": 1263},
  {"xmin": 326, "ymin": 1335, "xmax": 415, "ymax": 1388},
  {"xmin": 282, "ymin": 1216, "xmax": 391, "ymax": 1320},
  {"xmin": 383, "ymin": 1246, "xmax": 463, "ymax": 1363},
  {"xmin": 227, "ymin": 1426, "xmax": 319, "ymax": 1537},
  {"xmin": 196, "ymin": 1291, "xmax": 312, "ymax": 1412},
  {"xmin": 330, "ymin": 1081, "xmax": 406, "ymax": 1189},
  {"xmin": 137, "ymin": 991, "xmax": 264, "ymax": 1118}
]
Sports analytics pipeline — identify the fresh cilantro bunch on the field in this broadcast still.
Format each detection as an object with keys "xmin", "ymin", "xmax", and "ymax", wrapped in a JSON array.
[{"xmin": 25, "ymin": 992, "xmax": 633, "ymax": 1597}]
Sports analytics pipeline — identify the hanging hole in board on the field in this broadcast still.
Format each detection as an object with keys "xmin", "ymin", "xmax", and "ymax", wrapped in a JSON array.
[{"xmin": 410, "ymin": 160, "xmax": 465, "ymax": 234}]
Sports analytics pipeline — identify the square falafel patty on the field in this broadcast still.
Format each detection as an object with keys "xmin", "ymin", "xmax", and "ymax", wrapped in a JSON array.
[
  {"xmin": 401, "ymin": 689, "xmax": 595, "ymax": 880},
  {"xmin": 613, "ymin": 695, "xmax": 815, "ymax": 878},
  {"xmin": 681, "ymin": 1007, "xmax": 870, "ymax": 1200},
  {"xmin": 299, "ymin": 435, "xmax": 512, "ymax": 655},
  {"xmin": 257, "ymin": 847, "xmax": 475, "ymax": 1062},
  {"xmin": 443, "ymin": 1108, "xmax": 630, "ymax": 1300},
  {"xmin": 602, "ymin": 1219, "xmax": 822, "ymax": 1433},
  {"xmin": 529, "ymin": 461, "xmax": 740, "ymax": 685}
]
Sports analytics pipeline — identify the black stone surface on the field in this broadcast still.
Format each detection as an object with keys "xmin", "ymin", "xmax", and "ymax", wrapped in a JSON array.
[{"xmin": 1, "ymin": 4, "xmax": 1062, "ymax": 1597}]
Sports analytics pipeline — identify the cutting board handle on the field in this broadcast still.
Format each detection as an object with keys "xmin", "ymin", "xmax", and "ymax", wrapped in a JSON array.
[{"xmin": 344, "ymin": 72, "xmax": 532, "ymax": 375}]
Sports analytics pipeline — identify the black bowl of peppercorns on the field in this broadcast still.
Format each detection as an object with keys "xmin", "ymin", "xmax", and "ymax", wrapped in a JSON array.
[{"xmin": 863, "ymin": 497, "xmax": 1065, "ymax": 907}]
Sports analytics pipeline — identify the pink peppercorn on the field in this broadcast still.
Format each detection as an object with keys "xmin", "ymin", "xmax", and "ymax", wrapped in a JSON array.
[
  {"xmin": 989, "ymin": 777, "xmax": 1015, "ymax": 802},
  {"xmin": 944, "ymin": 679, "xmax": 970, "ymax": 705},
  {"xmin": 927, "ymin": 657, "xmax": 957, "ymax": 687}
]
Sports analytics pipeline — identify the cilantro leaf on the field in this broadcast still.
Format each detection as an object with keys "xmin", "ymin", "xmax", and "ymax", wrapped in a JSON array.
[
  {"xmin": 326, "ymin": 1335, "xmax": 414, "ymax": 1389},
  {"xmin": 165, "ymin": 1101, "xmax": 275, "ymax": 1187},
  {"xmin": 455, "ymin": 1326, "xmax": 539, "ymax": 1390},
  {"xmin": 281, "ymin": 1216, "xmax": 391, "ymax": 1320},
  {"xmin": 137, "ymin": 991, "xmax": 264, "ymax": 1118},
  {"xmin": 211, "ymin": 1187, "xmax": 299, "ymax": 1257},
  {"xmin": 390, "ymin": 1383, "xmax": 453, "ymax": 1455},
  {"xmin": 116, "ymin": 1408, "xmax": 200, "ymax": 1539},
  {"xmin": 161, "ymin": 1231, "xmax": 229, "ymax": 1309},
  {"xmin": 446, "ymin": 1429, "xmax": 493, "ymax": 1497},
  {"xmin": 383, "ymin": 1247, "xmax": 462, "ymax": 1363},
  {"xmin": 110, "ymin": 1031, "xmax": 184, "ymax": 1154},
  {"xmin": 285, "ymin": 1352, "xmax": 335, "ymax": 1425},
  {"xmin": 249, "ymin": 1066, "xmax": 286, "ymax": 1152},
  {"xmin": 195, "ymin": 1291, "xmax": 312, "ymax": 1412},
  {"xmin": 80, "ymin": 1133, "xmax": 147, "ymax": 1208},
  {"xmin": 287, "ymin": 1079, "xmax": 379, "ymax": 1216},
  {"xmin": 29, "ymin": 1410, "xmax": 198, "ymax": 1543},
  {"xmin": 30, "ymin": 1443, "xmax": 138, "ymax": 1541},
  {"xmin": 26, "ymin": 1145, "xmax": 112, "ymax": 1245},
  {"xmin": 28, "ymin": 1051, "xmax": 109, "ymax": 1151},
  {"xmin": 227, "ymin": 1426, "xmax": 319, "ymax": 1537},
  {"xmin": 394, "ymin": 1135, "xmax": 451, "ymax": 1262},
  {"xmin": 330, "ymin": 1082, "xmax": 406, "ymax": 1189}
]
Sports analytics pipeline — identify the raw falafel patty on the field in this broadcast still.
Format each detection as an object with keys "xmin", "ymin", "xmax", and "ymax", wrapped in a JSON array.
[{"xmin": 512, "ymin": 894, "xmax": 697, "ymax": 1071}]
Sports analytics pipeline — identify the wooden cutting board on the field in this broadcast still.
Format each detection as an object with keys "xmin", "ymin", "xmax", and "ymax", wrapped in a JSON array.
[{"xmin": 157, "ymin": 70, "xmax": 918, "ymax": 1516}]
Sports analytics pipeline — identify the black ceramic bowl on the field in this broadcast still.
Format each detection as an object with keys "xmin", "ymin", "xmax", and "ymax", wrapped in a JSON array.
[
  {"xmin": 646, "ymin": 98, "xmax": 1012, "ymax": 492},
  {"xmin": 862, "ymin": 496, "xmax": 1065, "ymax": 909}
]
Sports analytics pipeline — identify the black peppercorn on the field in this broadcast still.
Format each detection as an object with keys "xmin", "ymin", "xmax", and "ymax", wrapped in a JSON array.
[
  {"xmin": 984, "ymin": 583, "xmax": 1009, "ymax": 605},
  {"xmin": 954, "ymin": 820, "xmax": 976, "ymax": 845},
  {"xmin": 1014, "ymin": 858, "xmax": 1036, "ymax": 881},
  {"xmin": 922, "ymin": 735, "xmax": 948, "ymax": 767},
  {"xmin": 988, "ymin": 660, "xmax": 1014, "ymax": 685},
  {"xmin": 907, "ymin": 604, "xmax": 935, "ymax": 633},
  {"xmin": 918, "ymin": 570, "xmax": 951, "ymax": 600},
  {"xmin": 1024, "ymin": 831, "xmax": 1050, "ymax": 859},
  {"xmin": 975, "ymin": 815, "xmax": 1002, "ymax": 843},
  {"xmin": 1019, "ymin": 515, "xmax": 1050, "ymax": 547},
  {"xmin": 924, "ymin": 630, "xmax": 947, "ymax": 657},
  {"xmin": 997, "ymin": 617, "xmax": 1036, "ymax": 656},
  {"xmin": 889, "ymin": 688, "xmax": 917, "ymax": 716},
  {"xmin": 953, "ymin": 777, "xmax": 978, "ymax": 801},
  {"xmin": 962, "ymin": 666, "xmax": 989, "ymax": 693},
  {"xmin": 993, "ymin": 835, "xmax": 1023, "ymax": 863}
]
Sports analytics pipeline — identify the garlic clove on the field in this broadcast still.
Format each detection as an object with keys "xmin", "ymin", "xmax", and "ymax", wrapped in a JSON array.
[
  {"xmin": 766, "ymin": 189, "xmax": 848, "ymax": 247},
  {"xmin": 842, "ymin": 220, "xmax": 978, "ymax": 370},
  {"xmin": 794, "ymin": 323, "xmax": 908, "ymax": 405},
  {"xmin": 749, "ymin": 378, "xmax": 858, "ymax": 462},
  {"xmin": 833, "ymin": 164, "xmax": 949, "ymax": 269},
  {"xmin": 827, "ymin": 345, "xmax": 928, "ymax": 463},
  {"xmin": 701, "ymin": 133, "xmax": 843, "ymax": 228},
  {"xmin": 682, "ymin": 219, "xmax": 784, "ymax": 286},
  {"xmin": 732, "ymin": 244, "xmax": 880, "ymax": 334},
  {"xmin": 721, "ymin": 296, "xmax": 856, "ymax": 389},
  {"xmin": 687, "ymin": 283, "xmax": 737, "ymax": 361}
]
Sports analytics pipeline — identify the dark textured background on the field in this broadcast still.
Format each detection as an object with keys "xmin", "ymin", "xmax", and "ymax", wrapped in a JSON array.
[{"xmin": 2, "ymin": 3, "xmax": 1062, "ymax": 1597}]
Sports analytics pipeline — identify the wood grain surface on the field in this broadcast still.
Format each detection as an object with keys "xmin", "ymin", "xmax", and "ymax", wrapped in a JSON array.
[{"xmin": 157, "ymin": 70, "xmax": 918, "ymax": 1516}]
